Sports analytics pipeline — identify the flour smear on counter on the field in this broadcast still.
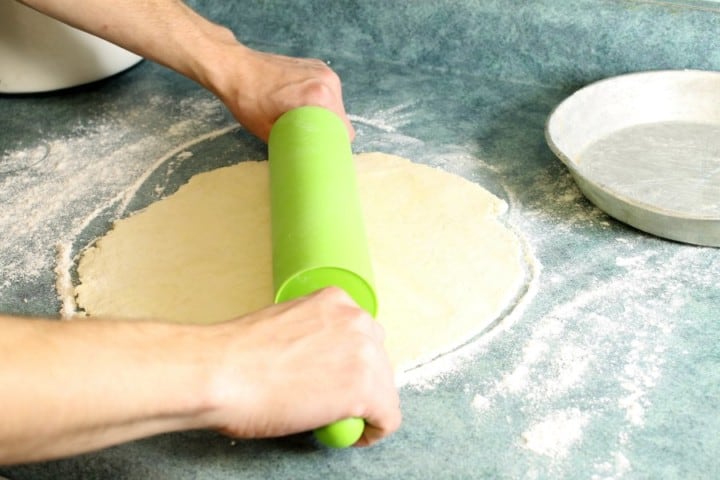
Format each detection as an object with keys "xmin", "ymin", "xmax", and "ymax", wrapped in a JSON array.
[
  {"xmin": 1, "ymin": 95, "xmax": 227, "ymax": 296},
  {"xmin": 467, "ymin": 164, "xmax": 720, "ymax": 476}
]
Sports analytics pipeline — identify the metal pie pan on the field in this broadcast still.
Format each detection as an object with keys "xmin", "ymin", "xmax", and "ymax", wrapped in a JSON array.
[{"xmin": 546, "ymin": 70, "xmax": 720, "ymax": 247}]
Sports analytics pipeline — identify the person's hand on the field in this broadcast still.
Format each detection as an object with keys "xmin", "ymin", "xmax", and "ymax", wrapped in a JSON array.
[
  {"xmin": 19, "ymin": 1, "xmax": 353, "ymax": 143},
  {"xmin": 206, "ymin": 44, "xmax": 356, "ymax": 142},
  {"xmin": 200, "ymin": 287, "xmax": 401, "ymax": 446},
  {"xmin": 0, "ymin": 287, "xmax": 399, "ymax": 464}
]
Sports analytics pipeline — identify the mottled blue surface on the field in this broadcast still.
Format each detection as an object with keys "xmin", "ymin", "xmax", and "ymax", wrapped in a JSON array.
[
  {"xmin": 2, "ymin": 1, "xmax": 720, "ymax": 479},
  {"xmin": 194, "ymin": 0, "xmax": 720, "ymax": 86}
]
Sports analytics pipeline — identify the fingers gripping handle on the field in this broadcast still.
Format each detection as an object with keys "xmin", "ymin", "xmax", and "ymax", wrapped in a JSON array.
[
  {"xmin": 314, "ymin": 417, "xmax": 366, "ymax": 448},
  {"xmin": 268, "ymin": 106, "xmax": 377, "ymax": 448}
]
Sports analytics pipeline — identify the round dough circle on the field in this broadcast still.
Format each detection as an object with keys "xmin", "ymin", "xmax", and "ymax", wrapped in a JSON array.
[{"xmin": 76, "ymin": 152, "xmax": 525, "ymax": 371}]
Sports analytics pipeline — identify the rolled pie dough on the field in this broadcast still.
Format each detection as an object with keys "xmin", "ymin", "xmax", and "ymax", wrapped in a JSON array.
[{"xmin": 75, "ymin": 152, "xmax": 524, "ymax": 371}]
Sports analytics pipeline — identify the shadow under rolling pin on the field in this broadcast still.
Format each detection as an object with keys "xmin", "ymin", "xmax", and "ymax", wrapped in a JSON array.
[{"xmin": 268, "ymin": 106, "xmax": 378, "ymax": 448}]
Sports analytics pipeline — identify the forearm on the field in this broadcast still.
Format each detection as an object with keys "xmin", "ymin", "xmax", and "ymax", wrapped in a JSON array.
[
  {"xmin": 17, "ymin": 0, "xmax": 238, "ymax": 89},
  {"xmin": 0, "ymin": 289, "xmax": 400, "ymax": 464},
  {"xmin": 0, "ymin": 315, "xmax": 215, "ymax": 465},
  {"xmin": 18, "ymin": 0, "xmax": 353, "ymax": 141}
]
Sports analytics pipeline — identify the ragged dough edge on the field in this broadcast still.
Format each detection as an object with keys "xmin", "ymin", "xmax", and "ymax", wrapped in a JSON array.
[
  {"xmin": 55, "ymin": 242, "xmax": 76, "ymax": 319},
  {"xmin": 69, "ymin": 152, "xmax": 532, "ymax": 381},
  {"xmin": 55, "ymin": 125, "xmax": 240, "ymax": 319}
]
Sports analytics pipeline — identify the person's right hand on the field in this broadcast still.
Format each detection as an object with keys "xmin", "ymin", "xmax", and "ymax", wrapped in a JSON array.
[
  {"xmin": 206, "ymin": 44, "xmax": 356, "ymax": 143},
  {"xmin": 199, "ymin": 287, "xmax": 401, "ymax": 446},
  {"xmin": 19, "ymin": 0, "xmax": 354, "ymax": 143}
]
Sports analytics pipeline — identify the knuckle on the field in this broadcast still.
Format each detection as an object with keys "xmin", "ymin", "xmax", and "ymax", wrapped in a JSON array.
[
  {"xmin": 318, "ymin": 285, "xmax": 347, "ymax": 299},
  {"xmin": 388, "ymin": 410, "xmax": 403, "ymax": 434},
  {"xmin": 301, "ymin": 79, "xmax": 337, "ymax": 107},
  {"xmin": 316, "ymin": 286, "xmax": 357, "ymax": 309},
  {"xmin": 308, "ymin": 59, "xmax": 340, "ymax": 80},
  {"xmin": 345, "ymin": 311, "xmax": 376, "ymax": 341},
  {"xmin": 356, "ymin": 335, "xmax": 380, "ymax": 363},
  {"xmin": 373, "ymin": 321, "xmax": 387, "ymax": 342},
  {"xmin": 343, "ymin": 338, "xmax": 378, "ymax": 378}
]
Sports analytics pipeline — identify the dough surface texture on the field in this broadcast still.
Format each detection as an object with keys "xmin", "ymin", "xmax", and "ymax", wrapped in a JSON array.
[{"xmin": 76, "ymin": 152, "xmax": 524, "ymax": 370}]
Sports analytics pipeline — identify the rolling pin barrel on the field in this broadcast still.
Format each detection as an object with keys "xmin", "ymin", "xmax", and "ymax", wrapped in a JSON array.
[{"xmin": 268, "ymin": 106, "xmax": 378, "ymax": 448}]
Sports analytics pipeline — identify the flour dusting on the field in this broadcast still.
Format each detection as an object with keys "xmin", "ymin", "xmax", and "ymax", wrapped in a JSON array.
[
  {"xmin": 463, "ymin": 162, "xmax": 720, "ymax": 475},
  {"xmin": 0, "ymin": 94, "xmax": 232, "ymax": 306},
  {"xmin": 348, "ymin": 102, "xmax": 416, "ymax": 133},
  {"xmin": 522, "ymin": 408, "xmax": 590, "ymax": 458},
  {"xmin": 54, "ymin": 242, "xmax": 75, "ymax": 318}
]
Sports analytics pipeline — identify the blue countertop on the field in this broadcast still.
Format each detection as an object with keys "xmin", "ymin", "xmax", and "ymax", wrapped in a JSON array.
[{"xmin": 2, "ymin": 1, "xmax": 719, "ymax": 478}]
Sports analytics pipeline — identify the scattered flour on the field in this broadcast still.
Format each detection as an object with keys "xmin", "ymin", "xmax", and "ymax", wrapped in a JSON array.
[
  {"xmin": 592, "ymin": 451, "xmax": 631, "ymax": 480},
  {"xmin": 471, "ymin": 394, "xmax": 492, "ymax": 412},
  {"xmin": 54, "ymin": 242, "xmax": 75, "ymax": 318},
  {"xmin": 348, "ymin": 102, "xmax": 416, "ymax": 133},
  {"xmin": 521, "ymin": 408, "xmax": 590, "ymax": 458},
  {"xmin": 464, "ymin": 162, "xmax": 720, "ymax": 475},
  {"xmin": 0, "ymin": 94, "xmax": 232, "ymax": 303}
]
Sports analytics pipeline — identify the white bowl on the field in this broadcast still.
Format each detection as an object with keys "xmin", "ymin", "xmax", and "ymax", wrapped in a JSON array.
[{"xmin": 0, "ymin": 2, "xmax": 142, "ymax": 93}]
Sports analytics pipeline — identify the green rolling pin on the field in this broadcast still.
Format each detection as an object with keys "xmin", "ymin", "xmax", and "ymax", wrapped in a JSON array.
[{"xmin": 267, "ymin": 106, "xmax": 378, "ymax": 448}]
